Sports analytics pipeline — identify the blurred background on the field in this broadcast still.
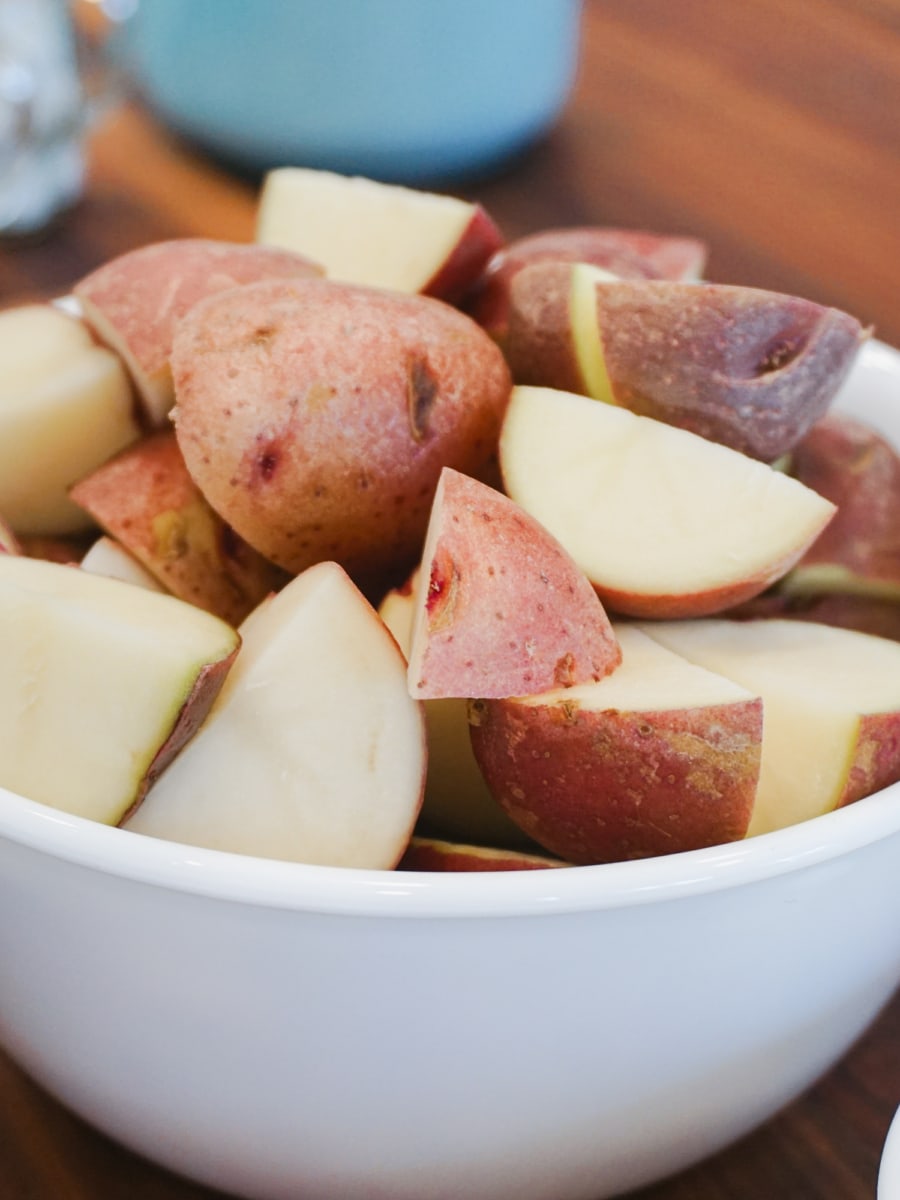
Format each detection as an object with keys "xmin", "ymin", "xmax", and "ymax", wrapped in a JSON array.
[{"xmin": 0, "ymin": 0, "xmax": 897, "ymax": 344}]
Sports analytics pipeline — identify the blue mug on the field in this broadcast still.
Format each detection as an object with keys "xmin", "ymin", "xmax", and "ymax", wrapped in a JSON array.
[{"xmin": 117, "ymin": 0, "xmax": 583, "ymax": 182}]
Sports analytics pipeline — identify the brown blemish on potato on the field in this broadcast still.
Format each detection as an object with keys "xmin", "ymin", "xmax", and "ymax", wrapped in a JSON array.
[
  {"xmin": 252, "ymin": 443, "xmax": 280, "ymax": 483},
  {"xmin": 426, "ymin": 553, "xmax": 461, "ymax": 634},
  {"xmin": 754, "ymin": 337, "xmax": 803, "ymax": 375},
  {"xmin": 553, "ymin": 652, "xmax": 577, "ymax": 687},
  {"xmin": 248, "ymin": 324, "xmax": 277, "ymax": 347},
  {"xmin": 305, "ymin": 381, "xmax": 336, "ymax": 411},
  {"xmin": 407, "ymin": 356, "xmax": 439, "ymax": 443}
]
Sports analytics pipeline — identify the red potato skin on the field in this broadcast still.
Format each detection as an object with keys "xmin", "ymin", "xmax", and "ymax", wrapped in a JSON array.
[
  {"xmin": 843, "ymin": 711, "xmax": 900, "ymax": 807},
  {"xmin": 468, "ymin": 695, "xmax": 762, "ymax": 864},
  {"xmin": 408, "ymin": 468, "xmax": 621, "ymax": 698},
  {"xmin": 592, "ymin": 282, "xmax": 867, "ymax": 461},
  {"xmin": 118, "ymin": 642, "xmax": 240, "ymax": 825},
  {"xmin": 74, "ymin": 239, "xmax": 323, "ymax": 425},
  {"xmin": 464, "ymin": 226, "xmax": 707, "ymax": 344},
  {"xmin": 504, "ymin": 262, "xmax": 586, "ymax": 394},
  {"xmin": 422, "ymin": 205, "xmax": 505, "ymax": 305},
  {"xmin": 70, "ymin": 432, "xmax": 288, "ymax": 625},
  {"xmin": 397, "ymin": 836, "xmax": 566, "ymax": 872},
  {"xmin": 593, "ymin": 546, "xmax": 827, "ymax": 620},
  {"xmin": 788, "ymin": 414, "xmax": 900, "ymax": 585},
  {"xmin": 171, "ymin": 278, "xmax": 512, "ymax": 586}
]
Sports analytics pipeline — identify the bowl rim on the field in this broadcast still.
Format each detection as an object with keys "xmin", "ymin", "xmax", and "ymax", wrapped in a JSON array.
[
  {"xmin": 880, "ymin": 1106, "xmax": 900, "ymax": 1200},
  {"xmin": 2, "ymin": 338, "xmax": 900, "ymax": 920},
  {"xmin": 2, "ymin": 779, "xmax": 899, "ymax": 918}
]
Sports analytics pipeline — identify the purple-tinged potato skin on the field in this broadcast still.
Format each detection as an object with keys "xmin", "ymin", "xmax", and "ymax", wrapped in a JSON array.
[
  {"xmin": 408, "ymin": 469, "xmax": 621, "ymax": 700},
  {"xmin": 74, "ymin": 240, "xmax": 322, "ymax": 420},
  {"xmin": 468, "ymin": 696, "xmax": 762, "ymax": 864},
  {"xmin": 171, "ymin": 278, "xmax": 512, "ymax": 586},
  {"xmin": 70, "ymin": 431, "xmax": 288, "ymax": 625},
  {"xmin": 593, "ymin": 281, "xmax": 867, "ymax": 461},
  {"xmin": 788, "ymin": 413, "xmax": 900, "ymax": 586},
  {"xmin": 422, "ymin": 205, "xmax": 505, "ymax": 305},
  {"xmin": 119, "ymin": 643, "xmax": 240, "ymax": 825},
  {"xmin": 464, "ymin": 226, "xmax": 707, "ymax": 344},
  {"xmin": 397, "ymin": 835, "xmax": 566, "ymax": 872},
  {"xmin": 504, "ymin": 263, "xmax": 586, "ymax": 394}
]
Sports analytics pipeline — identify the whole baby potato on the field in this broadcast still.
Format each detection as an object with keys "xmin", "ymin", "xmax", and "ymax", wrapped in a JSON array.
[{"xmin": 171, "ymin": 278, "xmax": 511, "ymax": 585}]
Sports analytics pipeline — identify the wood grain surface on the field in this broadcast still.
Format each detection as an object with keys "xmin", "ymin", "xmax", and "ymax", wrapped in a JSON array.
[{"xmin": 0, "ymin": 2, "xmax": 898, "ymax": 1197}]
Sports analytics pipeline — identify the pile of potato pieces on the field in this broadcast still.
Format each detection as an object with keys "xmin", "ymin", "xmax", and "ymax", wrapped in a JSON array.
[{"xmin": 2, "ymin": 165, "xmax": 900, "ymax": 872}]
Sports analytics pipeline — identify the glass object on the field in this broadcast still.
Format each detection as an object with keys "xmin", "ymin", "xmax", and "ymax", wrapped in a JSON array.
[{"xmin": 0, "ymin": 0, "xmax": 87, "ymax": 234}]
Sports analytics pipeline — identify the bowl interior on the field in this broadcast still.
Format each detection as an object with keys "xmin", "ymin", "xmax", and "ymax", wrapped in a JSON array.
[{"xmin": 1, "ymin": 342, "xmax": 899, "ymax": 918}]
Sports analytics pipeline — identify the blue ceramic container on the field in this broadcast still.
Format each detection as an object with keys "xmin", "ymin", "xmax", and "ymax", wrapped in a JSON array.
[{"xmin": 119, "ymin": 0, "xmax": 583, "ymax": 181}]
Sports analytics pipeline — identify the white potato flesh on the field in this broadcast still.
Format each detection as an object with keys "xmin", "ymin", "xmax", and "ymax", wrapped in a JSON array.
[
  {"xmin": 0, "ymin": 556, "xmax": 238, "ymax": 824},
  {"xmin": 127, "ymin": 562, "xmax": 426, "ymax": 868},
  {"xmin": 256, "ymin": 167, "xmax": 473, "ymax": 292},
  {"xmin": 0, "ymin": 305, "xmax": 139, "ymax": 534},
  {"xmin": 80, "ymin": 536, "xmax": 166, "ymax": 593},
  {"xmin": 500, "ymin": 386, "xmax": 835, "ymax": 598},
  {"xmin": 518, "ymin": 624, "xmax": 756, "ymax": 712},
  {"xmin": 641, "ymin": 618, "xmax": 900, "ymax": 834}
]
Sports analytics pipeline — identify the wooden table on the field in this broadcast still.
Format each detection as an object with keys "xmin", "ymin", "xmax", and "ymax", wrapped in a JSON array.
[{"xmin": 1, "ymin": 2, "xmax": 898, "ymax": 1197}]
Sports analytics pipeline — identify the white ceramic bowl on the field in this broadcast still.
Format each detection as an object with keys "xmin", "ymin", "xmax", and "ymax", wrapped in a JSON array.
[
  {"xmin": 1, "ymin": 341, "xmax": 900, "ymax": 1200},
  {"xmin": 880, "ymin": 1108, "xmax": 900, "ymax": 1200}
]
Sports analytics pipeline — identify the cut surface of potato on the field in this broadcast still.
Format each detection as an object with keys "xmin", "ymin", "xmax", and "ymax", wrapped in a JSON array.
[
  {"xmin": 80, "ymin": 536, "xmax": 167, "ymax": 592},
  {"xmin": 256, "ymin": 167, "xmax": 502, "ymax": 299},
  {"xmin": 0, "ymin": 304, "xmax": 139, "ymax": 535},
  {"xmin": 0, "ymin": 556, "xmax": 239, "ymax": 824},
  {"xmin": 500, "ymin": 386, "xmax": 836, "ymax": 618},
  {"xmin": 126, "ymin": 562, "xmax": 426, "ymax": 868},
  {"xmin": 641, "ymin": 618, "xmax": 900, "ymax": 835}
]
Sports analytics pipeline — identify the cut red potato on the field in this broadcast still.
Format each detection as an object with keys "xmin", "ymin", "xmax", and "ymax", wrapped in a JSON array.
[
  {"xmin": 783, "ymin": 413, "xmax": 900, "ymax": 600},
  {"xmin": 468, "ymin": 624, "xmax": 762, "ymax": 864},
  {"xmin": 171, "ymin": 277, "xmax": 511, "ymax": 586},
  {"xmin": 641, "ymin": 618, "xmax": 900, "ymax": 836},
  {"xmin": 74, "ymin": 239, "xmax": 322, "ymax": 428},
  {"xmin": 406, "ymin": 468, "xmax": 620, "ymax": 699},
  {"xmin": 380, "ymin": 567, "xmax": 540, "ymax": 852},
  {"xmin": 499, "ymin": 386, "xmax": 836, "ymax": 619},
  {"xmin": 256, "ymin": 167, "xmax": 503, "ymax": 304},
  {"xmin": 80, "ymin": 536, "xmax": 166, "ymax": 593},
  {"xmin": 506, "ymin": 268, "xmax": 867, "ymax": 461},
  {"xmin": 465, "ymin": 226, "xmax": 707, "ymax": 344},
  {"xmin": 126, "ymin": 562, "xmax": 426, "ymax": 869},
  {"xmin": 0, "ymin": 304, "xmax": 140, "ymax": 535},
  {"xmin": 397, "ymin": 837, "xmax": 566, "ymax": 872},
  {"xmin": 0, "ymin": 555, "xmax": 239, "ymax": 825},
  {"xmin": 70, "ymin": 431, "xmax": 288, "ymax": 625}
]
